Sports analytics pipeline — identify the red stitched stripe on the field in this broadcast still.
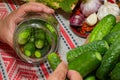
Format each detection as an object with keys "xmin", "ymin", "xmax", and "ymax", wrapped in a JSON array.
[
  {"xmin": 40, "ymin": 63, "xmax": 49, "ymax": 78},
  {"xmin": 7, "ymin": 0, "xmax": 16, "ymax": 10},
  {"xmin": 0, "ymin": 71, "xmax": 3, "ymax": 80},
  {"xmin": 60, "ymin": 25, "xmax": 75, "ymax": 49}
]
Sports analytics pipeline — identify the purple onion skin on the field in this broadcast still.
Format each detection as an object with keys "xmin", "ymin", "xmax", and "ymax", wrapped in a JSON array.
[
  {"xmin": 80, "ymin": 0, "xmax": 102, "ymax": 17},
  {"xmin": 70, "ymin": 13, "xmax": 85, "ymax": 26}
]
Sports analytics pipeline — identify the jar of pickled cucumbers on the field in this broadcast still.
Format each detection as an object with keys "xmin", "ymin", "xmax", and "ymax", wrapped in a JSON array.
[{"xmin": 13, "ymin": 13, "xmax": 59, "ymax": 64}]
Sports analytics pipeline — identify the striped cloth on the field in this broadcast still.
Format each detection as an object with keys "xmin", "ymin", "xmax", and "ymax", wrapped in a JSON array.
[{"xmin": 0, "ymin": 0, "xmax": 85, "ymax": 80}]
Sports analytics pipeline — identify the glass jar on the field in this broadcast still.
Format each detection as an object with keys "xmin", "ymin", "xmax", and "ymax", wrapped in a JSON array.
[{"xmin": 13, "ymin": 13, "xmax": 59, "ymax": 64}]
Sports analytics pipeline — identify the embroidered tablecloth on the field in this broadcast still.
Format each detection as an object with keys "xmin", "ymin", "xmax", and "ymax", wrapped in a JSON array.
[{"xmin": 0, "ymin": 0, "xmax": 86, "ymax": 80}]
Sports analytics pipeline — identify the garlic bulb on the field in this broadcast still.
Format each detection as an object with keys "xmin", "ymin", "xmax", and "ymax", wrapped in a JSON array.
[
  {"xmin": 80, "ymin": 0, "xmax": 102, "ymax": 17},
  {"xmin": 97, "ymin": 0, "xmax": 120, "ymax": 20}
]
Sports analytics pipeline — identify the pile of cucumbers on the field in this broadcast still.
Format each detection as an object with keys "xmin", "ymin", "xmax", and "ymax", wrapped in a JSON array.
[
  {"xmin": 47, "ymin": 14, "xmax": 120, "ymax": 80},
  {"xmin": 18, "ymin": 27, "xmax": 52, "ymax": 59}
]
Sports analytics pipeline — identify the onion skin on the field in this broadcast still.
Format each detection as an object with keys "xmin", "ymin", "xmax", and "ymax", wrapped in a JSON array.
[{"xmin": 70, "ymin": 13, "xmax": 85, "ymax": 26}]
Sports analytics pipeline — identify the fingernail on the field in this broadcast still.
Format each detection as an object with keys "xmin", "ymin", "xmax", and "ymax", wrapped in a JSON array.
[{"xmin": 49, "ymin": 9, "xmax": 54, "ymax": 13}]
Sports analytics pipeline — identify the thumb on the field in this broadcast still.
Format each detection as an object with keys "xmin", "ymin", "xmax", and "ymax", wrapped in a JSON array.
[
  {"xmin": 67, "ymin": 70, "xmax": 83, "ymax": 80},
  {"xmin": 47, "ymin": 61, "xmax": 68, "ymax": 80}
]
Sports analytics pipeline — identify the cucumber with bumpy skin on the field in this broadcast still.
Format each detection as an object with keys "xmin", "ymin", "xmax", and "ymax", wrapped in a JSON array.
[
  {"xmin": 45, "ymin": 23, "xmax": 58, "ymax": 43},
  {"xmin": 88, "ymin": 14, "xmax": 116, "ymax": 42},
  {"xmin": 35, "ymin": 29, "xmax": 45, "ymax": 49},
  {"xmin": 84, "ymin": 75, "xmax": 96, "ymax": 80},
  {"xmin": 47, "ymin": 52, "xmax": 61, "ymax": 70},
  {"xmin": 68, "ymin": 51, "xmax": 102, "ymax": 77},
  {"xmin": 35, "ymin": 40, "xmax": 44, "ymax": 49},
  {"xmin": 35, "ymin": 28, "xmax": 45, "ymax": 40},
  {"xmin": 18, "ymin": 27, "xmax": 32, "ymax": 45},
  {"xmin": 103, "ymin": 22, "xmax": 120, "ymax": 45},
  {"xmin": 96, "ymin": 37, "xmax": 120, "ymax": 80},
  {"xmin": 110, "ymin": 62, "xmax": 120, "ymax": 80},
  {"xmin": 67, "ymin": 40, "xmax": 109, "ymax": 62},
  {"xmin": 23, "ymin": 42, "xmax": 35, "ymax": 57},
  {"xmin": 34, "ymin": 50, "xmax": 42, "ymax": 58},
  {"xmin": 103, "ymin": 31, "xmax": 120, "ymax": 45},
  {"xmin": 111, "ymin": 22, "xmax": 120, "ymax": 33},
  {"xmin": 40, "ymin": 40, "xmax": 51, "ymax": 57}
]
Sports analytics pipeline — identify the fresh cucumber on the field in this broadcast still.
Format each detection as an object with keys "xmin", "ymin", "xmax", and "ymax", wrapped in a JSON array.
[
  {"xmin": 68, "ymin": 51, "xmax": 102, "ymax": 77},
  {"xmin": 47, "ymin": 52, "xmax": 61, "ymax": 70},
  {"xmin": 103, "ymin": 31, "xmax": 120, "ymax": 45},
  {"xmin": 39, "ymin": 41, "xmax": 51, "ymax": 56},
  {"xmin": 67, "ymin": 40, "xmax": 109, "ymax": 62},
  {"xmin": 35, "ymin": 40, "xmax": 44, "ymax": 49},
  {"xmin": 23, "ymin": 42, "xmax": 35, "ymax": 57},
  {"xmin": 35, "ymin": 28, "xmax": 45, "ymax": 40},
  {"xmin": 88, "ymin": 14, "xmax": 116, "ymax": 42},
  {"xmin": 110, "ymin": 62, "xmax": 120, "ymax": 80},
  {"xmin": 29, "ymin": 28, "xmax": 35, "ymax": 42},
  {"xmin": 103, "ymin": 22, "xmax": 120, "ymax": 45},
  {"xmin": 18, "ymin": 27, "xmax": 32, "ymax": 45},
  {"xmin": 96, "ymin": 37, "xmax": 120, "ymax": 80},
  {"xmin": 35, "ymin": 29, "xmax": 45, "ymax": 49},
  {"xmin": 111, "ymin": 22, "xmax": 120, "ymax": 33},
  {"xmin": 45, "ymin": 23, "xmax": 58, "ymax": 43},
  {"xmin": 34, "ymin": 50, "xmax": 42, "ymax": 58},
  {"xmin": 84, "ymin": 75, "xmax": 96, "ymax": 80},
  {"xmin": 45, "ymin": 32, "xmax": 52, "ymax": 45}
]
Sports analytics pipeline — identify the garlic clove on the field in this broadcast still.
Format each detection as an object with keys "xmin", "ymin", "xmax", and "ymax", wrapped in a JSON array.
[{"xmin": 85, "ymin": 13, "xmax": 98, "ymax": 26}]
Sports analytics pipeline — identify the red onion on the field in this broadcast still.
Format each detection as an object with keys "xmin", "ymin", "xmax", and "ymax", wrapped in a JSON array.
[
  {"xmin": 70, "ymin": 13, "xmax": 85, "ymax": 26},
  {"xmin": 80, "ymin": 0, "xmax": 102, "ymax": 17}
]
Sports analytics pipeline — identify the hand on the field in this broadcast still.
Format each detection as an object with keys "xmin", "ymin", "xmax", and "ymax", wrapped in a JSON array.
[
  {"xmin": 67, "ymin": 70, "xmax": 83, "ymax": 80},
  {"xmin": 0, "ymin": 2, "xmax": 54, "ymax": 48},
  {"xmin": 47, "ymin": 61, "xmax": 83, "ymax": 80}
]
